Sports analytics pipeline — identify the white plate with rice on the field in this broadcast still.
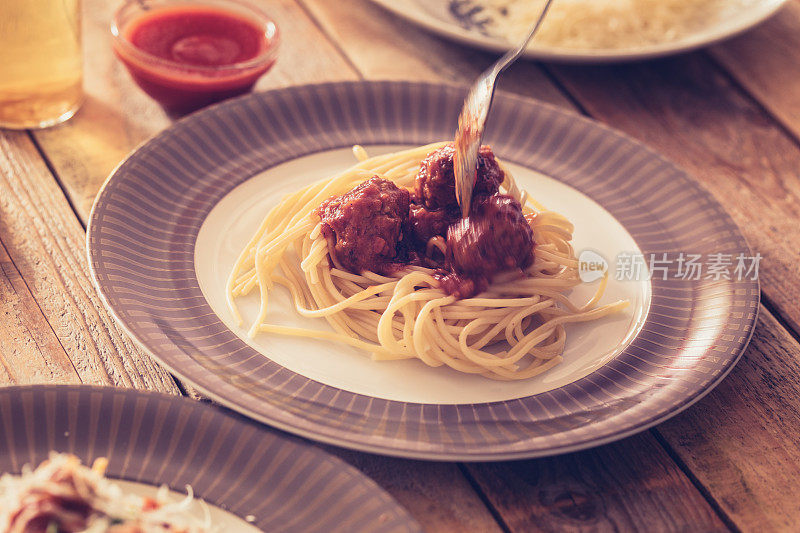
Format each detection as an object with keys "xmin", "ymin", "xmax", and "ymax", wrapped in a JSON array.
[{"xmin": 367, "ymin": 0, "xmax": 787, "ymax": 62}]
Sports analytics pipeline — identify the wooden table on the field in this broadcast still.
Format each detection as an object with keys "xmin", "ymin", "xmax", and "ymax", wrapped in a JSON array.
[{"xmin": 3, "ymin": 0, "xmax": 800, "ymax": 530}]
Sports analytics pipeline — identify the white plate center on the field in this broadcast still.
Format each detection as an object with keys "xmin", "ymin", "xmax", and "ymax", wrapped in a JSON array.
[{"xmin": 195, "ymin": 145, "xmax": 651, "ymax": 404}]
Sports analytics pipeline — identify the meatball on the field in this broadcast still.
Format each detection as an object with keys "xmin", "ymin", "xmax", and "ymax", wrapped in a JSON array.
[
  {"xmin": 414, "ymin": 144, "xmax": 504, "ymax": 211},
  {"xmin": 446, "ymin": 194, "xmax": 534, "ymax": 277},
  {"xmin": 406, "ymin": 203, "xmax": 459, "ymax": 245},
  {"xmin": 315, "ymin": 176, "xmax": 410, "ymax": 274}
]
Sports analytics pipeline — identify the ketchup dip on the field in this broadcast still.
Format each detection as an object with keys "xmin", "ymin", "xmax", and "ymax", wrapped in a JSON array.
[{"xmin": 112, "ymin": 0, "xmax": 279, "ymax": 113}]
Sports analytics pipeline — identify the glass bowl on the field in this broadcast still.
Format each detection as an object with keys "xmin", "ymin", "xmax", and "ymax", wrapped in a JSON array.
[{"xmin": 111, "ymin": 0, "xmax": 279, "ymax": 113}]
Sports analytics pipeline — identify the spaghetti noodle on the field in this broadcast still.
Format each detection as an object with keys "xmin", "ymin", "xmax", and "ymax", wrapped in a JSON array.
[
  {"xmin": 227, "ymin": 142, "xmax": 627, "ymax": 380},
  {"xmin": 471, "ymin": 0, "xmax": 756, "ymax": 50}
]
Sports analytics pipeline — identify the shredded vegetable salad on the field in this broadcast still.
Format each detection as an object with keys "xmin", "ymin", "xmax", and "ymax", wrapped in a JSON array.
[{"xmin": 0, "ymin": 453, "xmax": 214, "ymax": 533}]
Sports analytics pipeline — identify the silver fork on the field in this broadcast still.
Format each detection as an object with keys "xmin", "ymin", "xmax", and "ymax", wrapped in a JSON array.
[{"xmin": 453, "ymin": 0, "xmax": 554, "ymax": 218}]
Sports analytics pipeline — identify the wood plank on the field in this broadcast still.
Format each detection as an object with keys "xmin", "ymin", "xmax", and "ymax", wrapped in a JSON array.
[
  {"xmin": 710, "ymin": 2, "xmax": 800, "ymax": 143},
  {"xmin": 548, "ymin": 53, "xmax": 800, "ymax": 335},
  {"xmin": 299, "ymin": 2, "xmax": 737, "ymax": 529},
  {"xmin": 322, "ymin": 446, "xmax": 503, "ymax": 533},
  {"xmin": 0, "ymin": 239, "xmax": 77, "ymax": 385},
  {"xmin": 298, "ymin": 0, "xmax": 572, "ymax": 108},
  {"xmin": 465, "ymin": 432, "xmax": 727, "ymax": 532},
  {"xmin": 0, "ymin": 130, "xmax": 178, "ymax": 393},
  {"xmin": 657, "ymin": 307, "xmax": 800, "ymax": 531},
  {"xmin": 32, "ymin": 0, "xmax": 359, "ymax": 223}
]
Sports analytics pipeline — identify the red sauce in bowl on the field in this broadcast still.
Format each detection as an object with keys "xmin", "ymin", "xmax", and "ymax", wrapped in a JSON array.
[{"xmin": 112, "ymin": 2, "xmax": 278, "ymax": 113}]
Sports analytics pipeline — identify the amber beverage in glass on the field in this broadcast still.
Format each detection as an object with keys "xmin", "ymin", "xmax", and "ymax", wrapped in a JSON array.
[{"xmin": 0, "ymin": 0, "xmax": 83, "ymax": 129}]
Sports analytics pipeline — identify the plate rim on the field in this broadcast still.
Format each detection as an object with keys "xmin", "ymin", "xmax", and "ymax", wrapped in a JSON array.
[
  {"xmin": 86, "ymin": 80, "xmax": 761, "ymax": 461},
  {"xmin": 0, "ymin": 383, "xmax": 422, "ymax": 531},
  {"xmin": 366, "ymin": 0, "xmax": 789, "ymax": 63}
]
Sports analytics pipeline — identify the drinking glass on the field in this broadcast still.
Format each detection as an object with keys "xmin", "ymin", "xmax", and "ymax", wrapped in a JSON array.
[{"xmin": 0, "ymin": 0, "xmax": 83, "ymax": 129}]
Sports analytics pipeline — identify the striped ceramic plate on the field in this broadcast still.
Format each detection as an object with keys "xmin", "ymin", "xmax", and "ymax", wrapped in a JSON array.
[
  {"xmin": 0, "ymin": 385, "xmax": 419, "ymax": 532},
  {"xmin": 87, "ymin": 81, "xmax": 759, "ymax": 460}
]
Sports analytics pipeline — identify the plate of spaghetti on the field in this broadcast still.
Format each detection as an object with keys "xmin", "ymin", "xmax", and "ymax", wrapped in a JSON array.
[
  {"xmin": 0, "ymin": 386, "xmax": 419, "ymax": 532},
  {"xmin": 88, "ymin": 81, "xmax": 759, "ymax": 460},
  {"xmin": 366, "ymin": 0, "xmax": 788, "ymax": 62}
]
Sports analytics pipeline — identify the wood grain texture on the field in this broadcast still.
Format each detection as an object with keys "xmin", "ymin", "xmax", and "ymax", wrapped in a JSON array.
[
  {"xmin": 0, "ymin": 239, "xmax": 77, "ymax": 385},
  {"xmin": 710, "ymin": 2, "xmax": 800, "ymax": 142},
  {"xmin": 465, "ymin": 432, "xmax": 727, "ymax": 533},
  {"xmin": 658, "ymin": 307, "xmax": 800, "ymax": 532},
  {"xmin": 0, "ymin": 130, "xmax": 178, "ymax": 393},
  {"xmin": 322, "ymin": 446, "xmax": 503, "ymax": 533},
  {"xmin": 549, "ymin": 53, "xmax": 800, "ymax": 335},
  {"xmin": 32, "ymin": 0, "xmax": 359, "ymax": 223},
  {"xmin": 298, "ymin": 0, "xmax": 572, "ymax": 108}
]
